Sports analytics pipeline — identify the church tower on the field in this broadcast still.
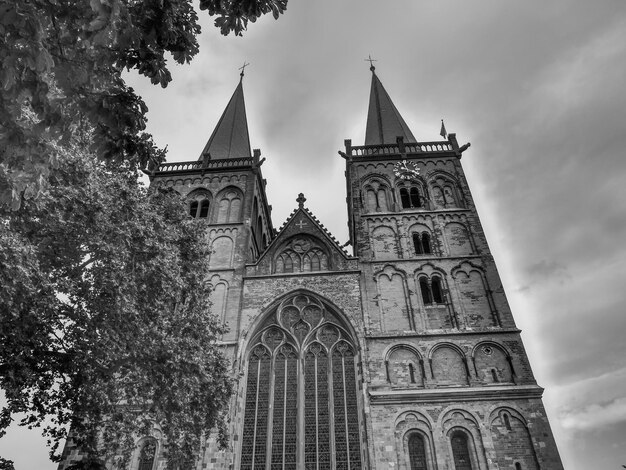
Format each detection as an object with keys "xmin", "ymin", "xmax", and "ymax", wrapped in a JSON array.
[
  {"xmin": 340, "ymin": 66, "xmax": 564, "ymax": 470},
  {"xmin": 58, "ymin": 68, "xmax": 564, "ymax": 470}
]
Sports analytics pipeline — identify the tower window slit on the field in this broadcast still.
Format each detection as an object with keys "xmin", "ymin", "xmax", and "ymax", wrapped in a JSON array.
[
  {"xmin": 400, "ymin": 188, "xmax": 411, "ymax": 208},
  {"xmin": 420, "ymin": 278, "xmax": 432, "ymax": 305},
  {"xmin": 413, "ymin": 233, "xmax": 423, "ymax": 254},
  {"xmin": 421, "ymin": 232, "xmax": 431, "ymax": 254},
  {"xmin": 410, "ymin": 187, "xmax": 421, "ymax": 207},
  {"xmin": 503, "ymin": 413, "xmax": 511, "ymax": 430},
  {"xmin": 432, "ymin": 277, "xmax": 444, "ymax": 304},
  {"xmin": 199, "ymin": 199, "xmax": 210, "ymax": 218},
  {"xmin": 189, "ymin": 201, "xmax": 198, "ymax": 218}
]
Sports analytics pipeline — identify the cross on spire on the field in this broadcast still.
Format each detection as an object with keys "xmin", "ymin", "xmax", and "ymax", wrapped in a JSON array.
[
  {"xmin": 365, "ymin": 54, "xmax": 377, "ymax": 72},
  {"xmin": 239, "ymin": 61, "xmax": 250, "ymax": 79}
]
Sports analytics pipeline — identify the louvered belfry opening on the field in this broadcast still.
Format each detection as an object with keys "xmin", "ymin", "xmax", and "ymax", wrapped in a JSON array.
[{"xmin": 240, "ymin": 293, "xmax": 363, "ymax": 470}]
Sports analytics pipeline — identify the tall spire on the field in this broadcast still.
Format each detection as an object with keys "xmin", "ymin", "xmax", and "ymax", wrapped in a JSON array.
[
  {"xmin": 364, "ymin": 67, "xmax": 417, "ymax": 145},
  {"xmin": 199, "ymin": 74, "xmax": 251, "ymax": 160}
]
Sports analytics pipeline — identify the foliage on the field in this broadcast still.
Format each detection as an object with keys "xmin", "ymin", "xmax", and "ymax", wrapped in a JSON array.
[
  {"xmin": 0, "ymin": 151, "xmax": 233, "ymax": 468},
  {"xmin": 0, "ymin": 0, "xmax": 288, "ymax": 209}
]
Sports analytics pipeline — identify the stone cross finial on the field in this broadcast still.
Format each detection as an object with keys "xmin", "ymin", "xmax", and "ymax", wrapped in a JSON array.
[{"xmin": 296, "ymin": 193, "xmax": 306, "ymax": 208}]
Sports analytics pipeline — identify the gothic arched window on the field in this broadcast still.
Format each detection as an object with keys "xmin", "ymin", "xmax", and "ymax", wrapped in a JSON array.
[
  {"xmin": 408, "ymin": 433, "xmax": 428, "ymax": 470},
  {"xmin": 137, "ymin": 439, "xmax": 157, "ymax": 470},
  {"xmin": 451, "ymin": 431, "xmax": 473, "ymax": 470},
  {"xmin": 240, "ymin": 293, "xmax": 362, "ymax": 470}
]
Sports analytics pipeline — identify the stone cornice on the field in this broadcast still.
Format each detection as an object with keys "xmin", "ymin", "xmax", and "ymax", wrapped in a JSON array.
[{"xmin": 368, "ymin": 384, "xmax": 544, "ymax": 404}]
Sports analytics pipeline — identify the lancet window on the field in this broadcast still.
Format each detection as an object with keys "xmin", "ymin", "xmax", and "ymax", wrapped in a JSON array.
[{"xmin": 240, "ymin": 293, "xmax": 362, "ymax": 470}]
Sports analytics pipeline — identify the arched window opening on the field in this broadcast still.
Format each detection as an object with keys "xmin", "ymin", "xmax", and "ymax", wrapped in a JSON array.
[
  {"xmin": 241, "ymin": 295, "xmax": 362, "ymax": 470},
  {"xmin": 413, "ymin": 232, "xmax": 432, "ymax": 255},
  {"xmin": 503, "ymin": 413, "xmax": 511, "ymax": 431},
  {"xmin": 421, "ymin": 233, "xmax": 431, "ymax": 254},
  {"xmin": 199, "ymin": 199, "xmax": 210, "ymax": 218},
  {"xmin": 515, "ymin": 463, "xmax": 522, "ymax": 470},
  {"xmin": 189, "ymin": 200, "xmax": 198, "ymax": 218},
  {"xmin": 413, "ymin": 233, "xmax": 423, "ymax": 254},
  {"xmin": 491, "ymin": 368, "xmax": 499, "ymax": 383},
  {"xmin": 410, "ymin": 187, "xmax": 421, "ymax": 208},
  {"xmin": 138, "ymin": 439, "xmax": 157, "ymax": 470},
  {"xmin": 400, "ymin": 186, "xmax": 423, "ymax": 209},
  {"xmin": 409, "ymin": 363, "xmax": 416, "ymax": 384},
  {"xmin": 419, "ymin": 278, "xmax": 432, "ymax": 305},
  {"xmin": 408, "ymin": 433, "xmax": 428, "ymax": 470},
  {"xmin": 451, "ymin": 431, "xmax": 473, "ymax": 470},
  {"xmin": 432, "ymin": 277, "xmax": 444, "ymax": 304},
  {"xmin": 400, "ymin": 188, "xmax": 411, "ymax": 208},
  {"xmin": 188, "ymin": 190, "xmax": 211, "ymax": 219}
]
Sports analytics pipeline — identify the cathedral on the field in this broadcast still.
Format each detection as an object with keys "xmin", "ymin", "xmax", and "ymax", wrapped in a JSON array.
[{"xmin": 65, "ymin": 67, "xmax": 565, "ymax": 470}]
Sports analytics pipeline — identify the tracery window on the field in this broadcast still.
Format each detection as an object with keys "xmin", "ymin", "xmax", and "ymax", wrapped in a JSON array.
[
  {"xmin": 241, "ymin": 293, "xmax": 362, "ymax": 470},
  {"xmin": 274, "ymin": 237, "xmax": 330, "ymax": 274},
  {"xmin": 412, "ymin": 232, "xmax": 432, "ymax": 255},
  {"xmin": 137, "ymin": 439, "xmax": 157, "ymax": 470},
  {"xmin": 408, "ymin": 434, "xmax": 428, "ymax": 470}
]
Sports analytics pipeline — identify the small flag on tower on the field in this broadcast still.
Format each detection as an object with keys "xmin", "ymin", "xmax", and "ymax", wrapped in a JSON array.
[{"xmin": 440, "ymin": 119, "xmax": 447, "ymax": 138}]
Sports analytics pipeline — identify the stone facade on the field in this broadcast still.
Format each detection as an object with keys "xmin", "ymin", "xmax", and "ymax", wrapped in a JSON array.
[{"xmin": 58, "ymin": 73, "xmax": 564, "ymax": 470}]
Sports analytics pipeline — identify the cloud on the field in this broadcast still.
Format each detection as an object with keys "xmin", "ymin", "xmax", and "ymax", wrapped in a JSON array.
[
  {"xmin": 525, "ymin": 259, "xmax": 570, "ymax": 282},
  {"xmin": 560, "ymin": 397, "xmax": 626, "ymax": 431}
]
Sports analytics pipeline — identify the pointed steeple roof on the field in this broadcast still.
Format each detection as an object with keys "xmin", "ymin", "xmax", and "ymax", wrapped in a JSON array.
[
  {"xmin": 364, "ymin": 67, "xmax": 417, "ymax": 145},
  {"xmin": 199, "ymin": 77, "xmax": 251, "ymax": 160}
]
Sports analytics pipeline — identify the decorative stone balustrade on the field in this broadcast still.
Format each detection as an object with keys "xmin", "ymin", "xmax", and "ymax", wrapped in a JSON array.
[
  {"xmin": 152, "ymin": 157, "xmax": 256, "ymax": 174},
  {"xmin": 348, "ymin": 141, "xmax": 454, "ymax": 157}
]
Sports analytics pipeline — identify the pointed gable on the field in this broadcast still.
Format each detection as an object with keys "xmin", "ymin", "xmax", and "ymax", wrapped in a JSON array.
[
  {"xmin": 246, "ymin": 195, "xmax": 357, "ymax": 276},
  {"xmin": 199, "ymin": 79, "xmax": 251, "ymax": 160},
  {"xmin": 364, "ymin": 69, "xmax": 417, "ymax": 145}
]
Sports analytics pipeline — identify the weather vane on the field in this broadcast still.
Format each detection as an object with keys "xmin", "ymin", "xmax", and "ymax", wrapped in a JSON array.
[
  {"xmin": 239, "ymin": 61, "xmax": 250, "ymax": 78},
  {"xmin": 364, "ymin": 54, "xmax": 377, "ymax": 71}
]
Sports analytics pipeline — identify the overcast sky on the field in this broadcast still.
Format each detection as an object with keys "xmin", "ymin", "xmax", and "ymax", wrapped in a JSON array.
[{"xmin": 2, "ymin": 0, "xmax": 626, "ymax": 468}]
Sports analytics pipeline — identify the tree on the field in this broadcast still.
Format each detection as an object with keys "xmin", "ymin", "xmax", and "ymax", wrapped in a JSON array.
[
  {"xmin": 0, "ymin": 0, "xmax": 288, "ymax": 209},
  {"xmin": 0, "ymin": 150, "xmax": 232, "ymax": 468}
]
